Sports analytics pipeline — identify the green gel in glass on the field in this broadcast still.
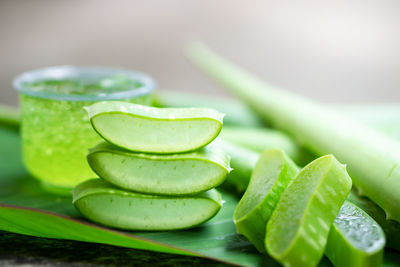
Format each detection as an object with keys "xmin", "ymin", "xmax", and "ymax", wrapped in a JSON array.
[
  {"xmin": 20, "ymin": 95, "xmax": 150, "ymax": 193},
  {"xmin": 15, "ymin": 67, "xmax": 154, "ymax": 194}
]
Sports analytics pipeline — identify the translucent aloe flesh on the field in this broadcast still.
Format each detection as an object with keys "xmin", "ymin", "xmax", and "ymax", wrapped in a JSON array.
[
  {"xmin": 233, "ymin": 149, "xmax": 298, "ymax": 253},
  {"xmin": 348, "ymin": 190, "xmax": 400, "ymax": 251},
  {"xmin": 73, "ymin": 179, "xmax": 222, "ymax": 231},
  {"xmin": 326, "ymin": 201, "xmax": 385, "ymax": 267},
  {"xmin": 265, "ymin": 155, "xmax": 352, "ymax": 267},
  {"xmin": 188, "ymin": 42, "xmax": 400, "ymax": 223},
  {"xmin": 87, "ymin": 142, "xmax": 231, "ymax": 195},
  {"xmin": 86, "ymin": 101, "xmax": 224, "ymax": 153}
]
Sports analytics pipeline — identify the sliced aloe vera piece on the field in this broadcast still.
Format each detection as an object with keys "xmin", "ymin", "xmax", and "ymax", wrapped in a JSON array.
[
  {"xmin": 348, "ymin": 190, "xmax": 400, "ymax": 251},
  {"xmin": 233, "ymin": 149, "xmax": 298, "ymax": 253},
  {"xmin": 87, "ymin": 142, "xmax": 231, "ymax": 195},
  {"xmin": 86, "ymin": 101, "xmax": 224, "ymax": 153},
  {"xmin": 325, "ymin": 201, "xmax": 385, "ymax": 267},
  {"xmin": 73, "ymin": 179, "xmax": 222, "ymax": 231},
  {"xmin": 265, "ymin": 155, "xmax": 352, "ymax": 267}
]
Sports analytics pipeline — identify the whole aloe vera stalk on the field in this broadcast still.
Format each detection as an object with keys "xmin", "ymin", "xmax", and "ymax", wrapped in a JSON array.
[{"xmin": 188, "ymin": 42, "xmax": 400, "ymax": 223}]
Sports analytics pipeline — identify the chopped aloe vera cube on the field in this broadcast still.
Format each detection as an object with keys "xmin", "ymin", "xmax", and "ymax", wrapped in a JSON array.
[
  {"xmin": 233, "ymin": 149, "xmax": 298, "ymax": 253},
  {"xmin": 265, "ymin": 155, "xmax": 352, "ymax": 267},
  {"xmin": 325, "ymin": 201, "xmax": 385, "ymax": 267},
  {"xmin": 86, "ymin": 101, "xmax": 224, "ymax": 153},
  {"xmin": 73, "ymin": 179, "xmax": 222, "ymax": 231},
  {"xmin": 87, "ymin": 142, "xmax": 231, "ymax": 195}
]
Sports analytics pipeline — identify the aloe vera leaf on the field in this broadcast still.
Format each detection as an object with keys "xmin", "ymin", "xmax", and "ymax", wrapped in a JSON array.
[
  {"xmin": 265, "ymin": 155, "xmax": 352, "ymax": 267},
  {"xmin": 336, "ymin": 104, "xmax": 400, "ymax": 140},
  {"xmin": 326, "ymin": 201, "xmax": 385, "ymax": 267},
  {"xmin": 86, "ymin": 101, "xmax": 224, "ymax": 154},
  {"xmin": 348, "ymin": 190, "xmax": 400, "ymax": 251},
  {"xmin": 87, "ymin": 142, "xmax": 231, "ymax": 195},
  {"xmin": 221, "ymin": 126, "xmax": 314, "ymax": 165},
  {"xmin": 187, "ymin": 43, "xmax": 400, "ymax": 223},
  {"xmin": 152, "ymin": 90, "xmax": 265, "ymax": 127},
  {"xmin": 0, "ymin": 104, "xmax": 20, "ymax": 129},
  {"xmin": 73, "ymin": 179, "xmax": 222, "ymax": 231},
  {"xmin": 233, "ymin": 149, "xmax": 298, "ymax": 253}
]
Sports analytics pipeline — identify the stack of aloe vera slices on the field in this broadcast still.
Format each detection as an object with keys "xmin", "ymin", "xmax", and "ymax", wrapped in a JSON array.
[
  {"xmin": 233, "ymin": 149, "xmax": 385, "ymax": 267},
  {"xmin": 72, "ymin": 101, "xmax": 231, "ymax": 231}
]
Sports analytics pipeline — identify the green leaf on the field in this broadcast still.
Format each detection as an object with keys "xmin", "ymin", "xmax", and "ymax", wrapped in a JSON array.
[{"xmin": 0, "ymin": 127, "xmax": 273, "ymax": 266}]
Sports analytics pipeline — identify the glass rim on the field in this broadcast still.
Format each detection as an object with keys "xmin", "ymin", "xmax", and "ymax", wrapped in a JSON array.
[{"xmin": 13, "ymin": 65, "xmax": 156, "ymax": 101}]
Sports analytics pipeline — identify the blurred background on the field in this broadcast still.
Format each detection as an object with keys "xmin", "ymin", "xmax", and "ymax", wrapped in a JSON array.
[{"xmin": 0, "ymin": 0, "xmax": 399, "ymax": 106}]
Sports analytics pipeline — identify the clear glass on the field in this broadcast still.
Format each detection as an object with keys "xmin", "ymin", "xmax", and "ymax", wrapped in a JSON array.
[{"xmin": 14, "ymin": 66, "xmax": 155, "ymax": 194}]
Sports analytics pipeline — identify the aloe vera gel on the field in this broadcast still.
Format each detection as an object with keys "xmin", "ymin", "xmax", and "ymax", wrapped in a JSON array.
[
  {"xmin": 73, "ymin": 102, "xmax": 230, "ymax": 230},
  {"xmin": 325, "ymin": 201, "xmax": 385, "ymax": 267},
  {"xmin": 14, "ymin": 67, "xmax": 154, "ymax": 194}
]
